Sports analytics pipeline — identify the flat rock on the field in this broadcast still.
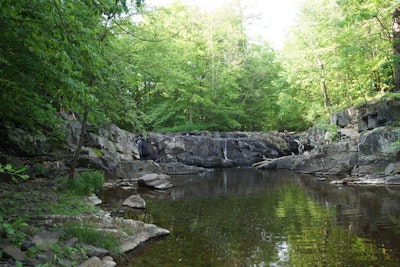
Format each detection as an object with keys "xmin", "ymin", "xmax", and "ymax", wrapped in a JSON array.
[
  {"xmin": 86, "ymin": 194, "xmax": 102, "ymax": 206},
  {"xmin": 32, "ymin": 231, "xmax": 60, "ymax": 247},
  {"xmin": 3, "ymin": 246, "xmax": 24, "ymax": 261},
  {"xmin": 122, "ymin": 194, "xmax": 146, "ymax": 209},
  {"xmin": 138, "ymin": 173, "xmax": 173, "ymax": 190}
]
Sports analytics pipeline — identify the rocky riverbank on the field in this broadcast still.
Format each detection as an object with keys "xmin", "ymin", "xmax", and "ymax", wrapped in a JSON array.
[{"xmin": 1, "ymin": 98, "xmax": 400, "ymax": 266}]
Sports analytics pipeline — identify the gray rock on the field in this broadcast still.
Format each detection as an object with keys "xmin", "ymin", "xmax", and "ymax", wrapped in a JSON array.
[
  {"xmin": 385, "ymin": 163, "xmax": 400, "ymax": 175},
  {"xmin": 32, "ymin": 231, "xmax": 60, "ymax": 247},
  {"xmin": 80, "ymin": 243, "xmax": 109, "ymax": 258},
  {"xmin": 358, "ymin": 127, "xmax": 400, "ymax": 175},
  {"xmin": 138, "ymin": 173, "xmax": 173, "ymax": 190},
  {"xmin": 102, "ymin": 256, "xmax": 117, "ymax": 267},
  {"xmin": 385, "ymin": 175, "xmax": 400, "ymax": 184},
  {"xmin": 77, "ymin": 256, "xmax": 102, "ymax": 267},
  {"xmin": 86, "ymin": 194, "xmax": 102, "ymax": 206},
  {"xmin": 3, "ymin": 246, "xmax": 24, "ymax": 261},
  {"xmin": 357, "ymin": 98, "xmax": 400, "ymax": 132},
  {"xmin": 122, "ymin": 194, "xmax": 146, "ymax": 209}
]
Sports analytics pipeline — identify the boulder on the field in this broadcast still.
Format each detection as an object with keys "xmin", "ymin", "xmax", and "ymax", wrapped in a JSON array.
[
  {"xmin": 138, "ymin": 173, "xmax": 173, "ymax": 190},
  {"xmin": 357, "ymin": 127, "xmax": 400, "ymax": 175},
  {"xmin": 291, "ymin": 139, "xmax": 358, "ymax": 175},
  {"xmin": 2, "ymin": 246, "xmax": 24, "ymax": 262},
  {"xmin": 122, "ymin": 194, "xmax": 146, "ymax": 209},
  {"xmin": 86, "ymin": 194, "xmax": 102, "ymax": 206},
  {"xmin": 385, "ymin": 163, "xmax": 400, "ymax": 176}
]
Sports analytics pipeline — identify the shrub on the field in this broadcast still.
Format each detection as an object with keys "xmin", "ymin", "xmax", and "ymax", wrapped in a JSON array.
[{"xmin": 58, "ymin": 169, "xmax": 104, "ymax": 196}]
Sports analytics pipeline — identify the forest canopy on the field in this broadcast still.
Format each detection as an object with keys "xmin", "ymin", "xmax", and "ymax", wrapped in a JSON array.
[{"xmin": 0, "ymin": 0, "xmax": 399, "ymax": 138}]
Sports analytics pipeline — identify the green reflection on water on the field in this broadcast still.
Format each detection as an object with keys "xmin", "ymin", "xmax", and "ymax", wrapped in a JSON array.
[{"xmin": 122, "ymin": 180, "xmax": 399, "ymax": 267}]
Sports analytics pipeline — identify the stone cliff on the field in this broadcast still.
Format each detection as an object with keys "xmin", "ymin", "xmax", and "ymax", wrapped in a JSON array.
[{"xmin": 1, "ymin": 98, "xmax": 400, "ymax": 184}]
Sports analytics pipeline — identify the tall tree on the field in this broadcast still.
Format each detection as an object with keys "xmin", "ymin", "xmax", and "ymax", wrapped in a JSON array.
[{"xmin": 393, "ymin": 6, "xmax": 400, "ymax": 91}]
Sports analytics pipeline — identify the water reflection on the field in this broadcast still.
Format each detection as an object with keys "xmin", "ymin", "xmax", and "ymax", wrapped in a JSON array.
[{"xmin": 108, "ymin": 169, "xmax": 400, "ymax": 266}]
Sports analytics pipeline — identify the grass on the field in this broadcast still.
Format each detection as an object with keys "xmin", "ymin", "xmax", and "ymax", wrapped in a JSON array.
[{"xmin": 61, "ymin": 223, "xmax": 121, "ymax": 256}]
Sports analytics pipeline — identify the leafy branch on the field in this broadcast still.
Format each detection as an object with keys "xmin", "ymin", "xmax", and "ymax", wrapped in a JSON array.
[{"xmin": 0, "ymin": 163, "xmax": 29, "ymax": 182}]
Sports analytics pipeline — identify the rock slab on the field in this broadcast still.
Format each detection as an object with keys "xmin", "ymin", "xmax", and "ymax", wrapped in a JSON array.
[{"xmin": 138, "ymin": 173, "xmax": 173, "ymax": 190}]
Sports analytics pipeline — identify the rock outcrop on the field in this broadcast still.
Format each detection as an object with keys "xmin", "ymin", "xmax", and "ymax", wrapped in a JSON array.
[
  {"xmin": 1, "ymin": 98, "xmax": 400, "ymax": 183},
  {"xmin": 256, "ymin": 98, "xmax": 400, "ymax": 183}
]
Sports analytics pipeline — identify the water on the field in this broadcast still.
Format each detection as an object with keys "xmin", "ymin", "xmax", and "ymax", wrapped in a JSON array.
[{"xmin": 103, "ymin": 169, "xmax": 400, "ymax": 266}]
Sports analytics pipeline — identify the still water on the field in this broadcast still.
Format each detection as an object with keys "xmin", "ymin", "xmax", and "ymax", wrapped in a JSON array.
[{"xmin": 108, "ymin": 169, "xmax": 400, "ymax": 266}]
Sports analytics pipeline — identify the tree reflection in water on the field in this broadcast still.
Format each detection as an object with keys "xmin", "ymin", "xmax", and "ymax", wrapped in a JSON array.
[{"xmin": 113, "ymin": 169, "xmax": 400, "ymax": 267}]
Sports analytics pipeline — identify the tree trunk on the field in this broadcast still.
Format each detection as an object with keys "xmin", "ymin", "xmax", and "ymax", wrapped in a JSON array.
[
  {"xmin": 68, "ymin": 104, "xmax": 89, "ymax": 179},
  {"xmin": 393, "ymin": 7, "xmax": 400, "ymax": 91},
  {"xmin": 315, "ymin": 54, "xmax": 331, "ymax": 113}
]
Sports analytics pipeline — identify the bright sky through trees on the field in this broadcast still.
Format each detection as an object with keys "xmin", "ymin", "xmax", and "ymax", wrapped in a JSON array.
[{"xmin": 144, "ymin": 0, "xmax": 301, "ymax": 48}]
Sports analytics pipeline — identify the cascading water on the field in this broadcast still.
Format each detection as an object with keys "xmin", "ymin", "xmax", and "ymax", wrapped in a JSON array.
[{"xmin": 223, "ymin": 139, "xmax": 228, "ymax": 160}]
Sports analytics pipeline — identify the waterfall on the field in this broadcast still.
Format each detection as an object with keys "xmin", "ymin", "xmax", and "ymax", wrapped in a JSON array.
[{"xmin": 223, "ymin": 139, "xmax": 228, "ymax": 160}]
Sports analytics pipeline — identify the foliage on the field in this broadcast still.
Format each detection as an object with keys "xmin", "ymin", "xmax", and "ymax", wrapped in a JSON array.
[
  {"xmin": 57, "ymin": 169, "xmax": 104, "ymax": 196},
  {"xmin": 0, "ymin": 215, "xmax": 28, "ymax": 246},
  {"xmin": 281, "ymin": 0, "xmax": 398, "ymax": 127},
  {"xmin": 0, "ymin": 0, "xmax": 399, "ymax": 134},
  {"xmin": 0, "ymin": 163, "xmax": 29, "ymax": 182}
]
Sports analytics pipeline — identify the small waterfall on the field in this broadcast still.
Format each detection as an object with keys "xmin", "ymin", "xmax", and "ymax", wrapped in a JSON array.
[{"xmin": 223, "ymin": 139, "xmax": 228, "ymax": 160}]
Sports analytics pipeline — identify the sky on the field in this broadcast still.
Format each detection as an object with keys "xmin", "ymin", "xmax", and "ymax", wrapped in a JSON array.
[{"xmin": 143, "ymin": 0, "xmax": 301, "ymax": 49}]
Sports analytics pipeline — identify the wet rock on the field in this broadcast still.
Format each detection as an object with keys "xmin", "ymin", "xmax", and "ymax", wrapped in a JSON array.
[
  {"xmin": 2, "ymin": 246, "xmax": 24, "ymax": 262},
  {"xmin": 160, "ymin": 162, "xmax": 207, "ymax": 175},
  {"xmin": 122, "ymin": 194, "xmax": 146, "ymax": 209},
  {"xmin": 385, "ymin": 175, "xmax": 400, "ymax": 185},
  {"xmin": 138, "ymin": 173, "xmax": 172, "ymax": 190}
]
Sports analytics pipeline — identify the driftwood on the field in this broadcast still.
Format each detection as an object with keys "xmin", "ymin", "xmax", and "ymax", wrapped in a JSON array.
[
  {"xmin": 253, "ymin": 158, "xmax": 277, "ymax": 169},
  {"xmin": 253, "ymin": 158, "xmax": 274, "ymax": 167},
  {"xmin": 253, "ymin": 155, "xmax": 296, "ymax": 169}
]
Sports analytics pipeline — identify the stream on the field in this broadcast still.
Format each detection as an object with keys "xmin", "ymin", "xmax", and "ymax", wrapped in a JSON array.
[{"xmin": 101, "ymin": 168, "xmax": 400, "ymax": 266}]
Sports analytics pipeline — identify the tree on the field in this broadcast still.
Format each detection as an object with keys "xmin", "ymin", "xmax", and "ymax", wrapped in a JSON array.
[
  {"xmin": 393, "ymin": 6, "xmax": 400, "ymax": 91},
  {"xmin": 281, "ymin": 0, "xmax": 397, "ymax": 127}
]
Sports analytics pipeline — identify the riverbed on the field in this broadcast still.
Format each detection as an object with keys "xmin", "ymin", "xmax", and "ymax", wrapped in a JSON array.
[{"xmin": 103, "ymin": 168, "xmax": 400, "ymax": 266}]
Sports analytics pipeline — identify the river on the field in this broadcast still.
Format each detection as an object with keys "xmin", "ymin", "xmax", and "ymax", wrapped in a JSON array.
[{"xmin": 103, "ymin": 168, "xmax": 400, "ymax": 266}]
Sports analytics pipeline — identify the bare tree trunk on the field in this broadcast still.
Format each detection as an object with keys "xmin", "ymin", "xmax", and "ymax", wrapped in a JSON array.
[
  {"xmin": 315, "ymin": 54, "xmax": 331, "ymax": 113},
  {"xmin": 393, "ymin": 7, "xmax": 400, "ymax": 91},
  {"xmin": 68, "ymin": 104, "xmax": 89, "ymax": 179}
]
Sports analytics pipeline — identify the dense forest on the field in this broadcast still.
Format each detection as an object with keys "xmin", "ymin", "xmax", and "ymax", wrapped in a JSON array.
[{"xmin": 1, "ymin": 0, "xmax": 400, "ymax": 138}]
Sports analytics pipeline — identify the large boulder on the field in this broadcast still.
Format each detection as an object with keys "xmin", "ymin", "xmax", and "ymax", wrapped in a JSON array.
[{"xmin": 357, "ymin": 127, "xmax": 400, "ymax": 175}]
